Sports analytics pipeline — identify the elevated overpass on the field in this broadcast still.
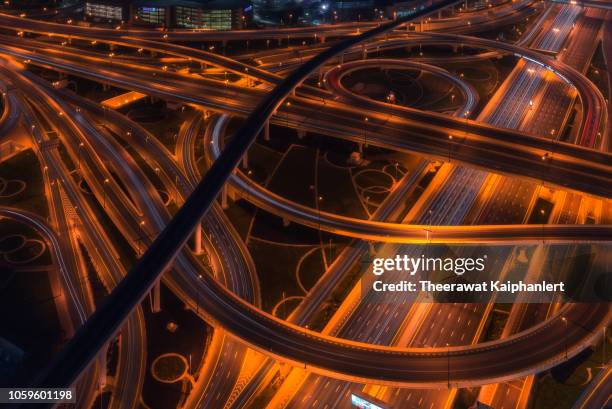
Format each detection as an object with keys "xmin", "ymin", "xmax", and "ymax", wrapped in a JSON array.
[{"xmin": 22, "ymin": 2, "xmax": 611, "ymax": 405}]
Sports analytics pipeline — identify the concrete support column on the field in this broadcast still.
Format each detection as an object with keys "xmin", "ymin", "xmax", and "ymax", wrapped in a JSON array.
[
  {"xmin": 194, "ymin": 225, "xmax": 202, "ymax": 255},
  {"xmin": 221, "ymin": 185, "xmax": 228, "ymax": 209},
  {"xmin": 320, "ymin": 36, "xmax": 326, "ymax": 43},
  {"xmin": 264, "ymin": 120, "xmax": 270, "ymax": 141},
  {"xmin": 357, "ymin": 142, "xmax": 363, "ymax": 153},
  {"xmin": 98, "ymin": 342, "xmax": 108, "ymax": 387},
  {"xmin": 151, "ymin": 279, "xmax": 161, "ymax": 313}
]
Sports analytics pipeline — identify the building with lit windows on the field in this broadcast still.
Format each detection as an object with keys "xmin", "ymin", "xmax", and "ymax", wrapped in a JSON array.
[
  {"xmin": 134, "ymin": 3, "xmax": 167, "ymax": 24},
  {"xmin": 84, "ymin": 0, "xmax": 126, "ymax": 22},
  {"xmin": 82, "ymin": 0, "xmax": 250, "ymax": 29},
  {"xmin": 173, "ymin": 0, "xmax": 247, "ymax": 30}
]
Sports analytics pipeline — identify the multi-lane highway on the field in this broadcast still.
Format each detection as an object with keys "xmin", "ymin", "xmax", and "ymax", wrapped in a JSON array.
[
  {"xmin": 0, "ymin": 32, "xmax": 609, "ymax": 197},
  {"xmin": 4, "ymin": 66, "xmax": 148, "ymax": 409},
  {"xmin": 271, "ymin": 7, "xmax": 603, "ymax": 405},
  {"xmin": 0, "ymin": 0, "xmax": 609, "ymax": 408}
]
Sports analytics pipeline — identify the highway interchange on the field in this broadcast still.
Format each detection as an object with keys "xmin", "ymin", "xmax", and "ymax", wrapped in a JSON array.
[{"xmin": 0, "ymin": 0, "xmax": 610, "ymax": 408}]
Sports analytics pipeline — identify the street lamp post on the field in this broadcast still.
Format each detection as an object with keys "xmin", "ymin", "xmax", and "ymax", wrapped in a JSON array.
[
  {"xmin": 281, "ymin": 291, "xmax": 286, "ymax": 318},
  {"xmin": 446, "ymin": 343, "xmax": 450, "ymax": 389},
  {"xmin": 562, "ymin": 316, "xmax": 606, "ymax": 367},
  {"xmin": 197, "ymin": 274, "xmax": 202, "ymax": 314},
  {"xmin": 562, "ymin": 316, "xmax": 568, "ymax": 360},
  {"xmin": 363, "ymin": 117, "xmax": 369, "ymax": 156},
  {"xmin": 425, "ymin": 209, "xmax": 433, "ymax": 246},
  {"xmin": 78, "ymin": 142, "xmax": 84, "ymax": 172},
  {"xmin": 138, "ymin": 220, "xmax": 146, "ymax": 255},
  {"xmin": 103, "ymin": 178, "xmax": 109, "ymax": 209},
  {"xmin": 317, "ymin": 195, "xmax": 323, "ymax": 231}
]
